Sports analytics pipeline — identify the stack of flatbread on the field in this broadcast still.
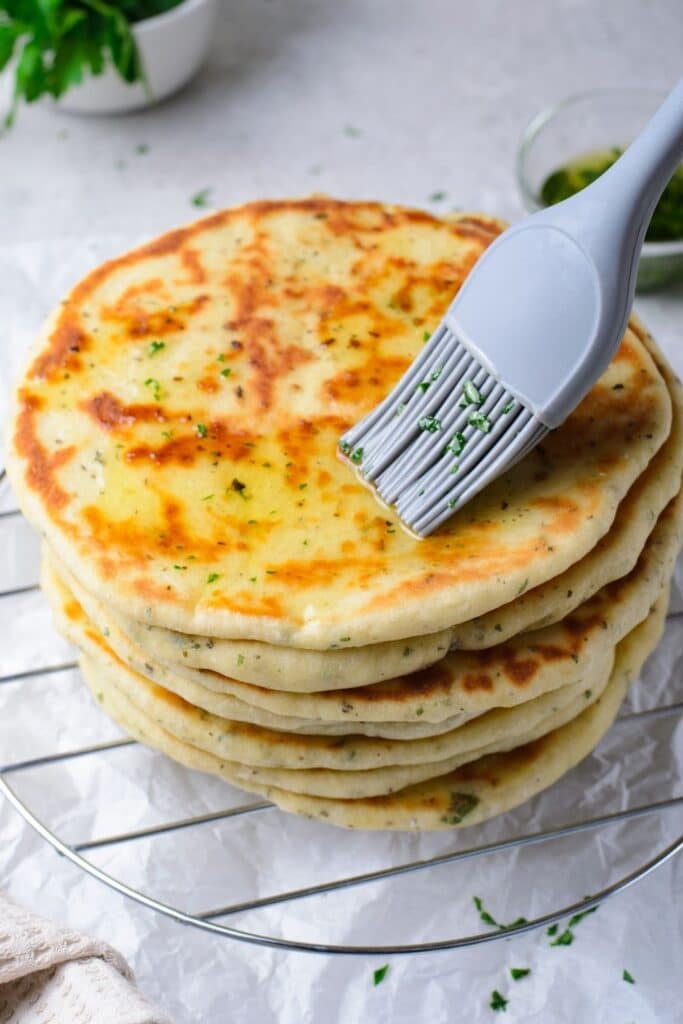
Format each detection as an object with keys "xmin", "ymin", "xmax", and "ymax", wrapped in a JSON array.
[{"xmin": 6, "ymin": 199, "xmax": 682, "ymax": 830}]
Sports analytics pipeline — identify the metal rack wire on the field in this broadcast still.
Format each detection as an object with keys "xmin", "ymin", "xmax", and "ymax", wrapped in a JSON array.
[{"xmin": 1, "ymin": 470, "xmax": 681, "ymax": 955}]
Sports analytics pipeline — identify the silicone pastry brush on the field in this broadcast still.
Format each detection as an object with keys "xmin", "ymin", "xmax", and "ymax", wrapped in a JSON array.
[{"xmin": 340, "ymin": 78, "xmax": 683, "ymax": 537}]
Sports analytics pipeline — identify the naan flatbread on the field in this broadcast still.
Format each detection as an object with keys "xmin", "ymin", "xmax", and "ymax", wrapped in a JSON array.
[{"xmin": 7, "ymin": 201, "xmax": 671, "ymax": 648}]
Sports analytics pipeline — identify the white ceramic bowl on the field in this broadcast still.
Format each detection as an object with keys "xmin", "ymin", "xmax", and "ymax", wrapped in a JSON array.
[{"xmin": 57, "ymin": 0, "xmax": 218, "ymax": 115}]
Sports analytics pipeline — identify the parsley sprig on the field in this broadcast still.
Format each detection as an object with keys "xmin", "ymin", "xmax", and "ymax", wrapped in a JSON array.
[{"xmin": 0, "ymin": 1, "xmax": 184, "ymax": 127}]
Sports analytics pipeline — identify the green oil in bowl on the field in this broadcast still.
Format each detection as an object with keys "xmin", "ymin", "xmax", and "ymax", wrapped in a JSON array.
[{"xmin": 539, "ymin": 149, "xmax": 683, "ymax": 291}]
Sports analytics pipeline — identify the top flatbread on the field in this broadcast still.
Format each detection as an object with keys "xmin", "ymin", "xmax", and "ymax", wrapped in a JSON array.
[{"xmin": 6, "ymin": 199, "xmax": 672, "ymax": 647}]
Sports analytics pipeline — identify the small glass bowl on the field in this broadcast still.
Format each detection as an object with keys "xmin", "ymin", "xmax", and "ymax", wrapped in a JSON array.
[{"xmin": 516, "ymin": 88, "xmax": 683, "ymax": 292}]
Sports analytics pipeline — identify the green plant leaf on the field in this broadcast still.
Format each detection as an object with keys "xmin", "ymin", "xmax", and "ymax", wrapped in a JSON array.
[
  {"xmin": 0, "ymin": 24, "xmax": 21, "ymax": 72},
  {"xmin": 15, "ymin": 39, "xmax": 47, "ymax": 102}
]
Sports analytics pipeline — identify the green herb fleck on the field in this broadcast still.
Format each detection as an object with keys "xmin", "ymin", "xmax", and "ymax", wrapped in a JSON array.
[
  {"xmin": 344, "ymin": 124, "xmax": 361, "ymax": 138},
  {"xmin": 339, "ymin": 636, "xmax": 351, "ymax": 642},
  {"xmin": 448, "ymin": 497, "xmax": 458, "ymax": 508},
  {"xmin": 237, "ymin": 654, "xmax": 245, "ymax": 666},
  {"xmin": 148, "ymin": 340, "xmax": 165, "ymax": 356},
  {"xmin": 207, "ymin": 573, "xmax": 220, "ymax": 583},
  {"xmin": 202, "ymin": 494, "xmax": 214, "ymax": 501},
  {"xmin": 220, "ymin": 367, "xmax": 232, "ymax": 378},
  {"xmin": 418, "ymin": 415, "xmax": 441, "ymax": 433},
  {"xmin": 440, "ymin": 791, "xmax": 478, "ymax": 824},
  {"xmin": 396, "ymin": 403, "xmax": 405, "ymax": 415},
  {"xmin": 192, "ymin": 187, "xmax": 213, "ymax": 208},
  {"xmin": 429, "ymin": 191, "xmax": 446, "ymax": 202},
  {"xmin": 230, "ymin": 478, "xmax": 248, "ymax": 499},
  {"xmin": 473, "ymin": 896, "xmax": 528, "ymax": 932},
  {"xmin": 298, "ymin": 483, "xmax": 308, "ymax": 490},
  {"xmin": 373, "ymin": 965, "xmax": 389, "ymax": 986},
  {"xmin": 416, "ymin": 368, "xmax": 443, "ymax": 393},
  {"xmin": 173, "ymin": 564, "xmax": 187, "ymax": 571},
  {"xmin": 136, "ymin": 143, "xmax": 149, "ymax": 155},
  {"xmin": 468, "ymin": 411, "xmax": 492, "ymax": 433},
  {"xmin": 489, "ymin": 990, "xmax": 508, "ymax": 1012},
  {"xmin": 446, "ymin": 432, "xmax": 467, "ymax": 456},
  {"xmin": 510, "ymin": 968, "xmax": 530, "ymax": 981},
  {"xmin": 195, "ymin": 423, "xmax": 208, "ymax": 438},
  {"xmin": 502, "ymin": 399, "xmax": 516, "ymax": 414},
  {"xmin": 339, "ymin": 440, "xmax": 352, "ymax": 455},
  {"xmin": 546, "ymin": 924, "xmax": 559, "ymax": 937},
  {"xmin": 568, "ymin": 906, "xmax": 598, "ymax": 928},
  {"xmin": 462, "ymin": 380, "xmax": 483, "ymax": 405},
  {"xmin": 550, "ymin": 929, "xmax": 574, "ymax": 947},
  {"xmin": 144, "ymin": 378, "xmax": 161, "ymax": 401},
  {"xmin": 623, "ymin": 969, "xmax": 635, "ymax": 984},
  {"xmin": 423, "ymin": 330, "xmax": 431, "ymax": 342},
  {"xmin": 350, "ymin": 447, "xmax": 364, "ymax": 464}
]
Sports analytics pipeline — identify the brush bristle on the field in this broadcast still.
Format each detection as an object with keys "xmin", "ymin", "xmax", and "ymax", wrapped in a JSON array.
[{"xmin": 340, "ymin": 326, "xmax": 547, "ymax": 536}]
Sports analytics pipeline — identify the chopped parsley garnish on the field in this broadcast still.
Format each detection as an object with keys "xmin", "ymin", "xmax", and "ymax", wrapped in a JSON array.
[
  {"xmin": 339, "ymin": 636, "xmax": 351, "ymax": 642},
  {"xmin": 230, "ymin": 478, "xmax": 248, "ymax": 498},
  {"xmin": 396, "ymin": 403, "xmax": 405, "ymax": 415},
  {"xmin": 350, "ymin": 447, "xmax": 364, "ymax": 464},
  {"xmin": 202, "ymin": 494, "xmax": 214, "ymax": 501},
  {"xmin": 622, "ymin": 969, "xmax": 635, "ymax": 984},
  {"xmin": 339, "ymin": 440, "xmax": 352, "ymax": 455},
  {"xmin": 298, "ymin": 482, "xmax": 308, "ymax": 490},
  {"xmin": 546, "ymin": 924, "xmax": 558, "ymax": 937},
  {"xmin": 489, "ymin": 990, "xmax": 508, "ymax": 1012},
  {"xmin": 220, "ymin": 367, "xmax": 232, "ymax": 378},
  {"xmin": 237, "ymin": 654, "xmax": 245, "ymax": 666},
  {"xmin": 344, "ymin": 124, "xmax": 361, "ymax": 138},
  {"xmin": 195, "ymin": 423, "xmax": 208, "ymax": 438},
  {"xmin": 192, "ymin": 187, "xmax": 213, "ymax": 208},
  {"xmin": 144, "ymin": 378, "xmax": 161, "ymax": 401},
  {"xmin": 549, "ymin": 929, "xmax": 573, "ymax": 947},
  {"xmin": 502, "ymin": 399, "xmax": 516, "ymax": 414},
  {"xmin": 173, "ymin": 564, "xmax": 186, "ymax": 571},
  {"xmin": 440, "ymin": 791, "xmax": 478, "ymax": 824},
  {"xmin": 510, "ymin": 968, "xmax": 530, "ymax": 981},
  {"xmin": 446, "ymin": 431, "xmax": 467, "ymax": 456},
  {"xmin": 148, "ymin": 340, "xmax": 165, "ymax": 356},
  {"xmin": 136, "ymin": 143, "xmax": 149, "ymax": 155},
  {"xmin": 448, "ymin": 497, "xmax": 458, "ymax": 508},
  {"xmin": 461, "ymin": 380, "xmax": 483, "ymax": 406},
  {"xmin": 418, "ymin": 415, "xmax": 441, "ymax": 433},
  {"xmin": 423, "ymin": 330, "xmax": 431, "ymax": 342},
  {"xmin": 416, "ymin": 368, "xmax": 443, "ymax": 393},
  {"xmin": 473, "ymin": 897, "xmax": 528, "ymax": 932},
  {"xmin": 568, "ymin": 907, "xmax": 598, "ymax": 928},
  {"xmin": 468, "ymin": 411, "xmax": 492, "ymax": 433},
  {"xmin": 373, "ymin": 965, "xmax": 389, "ymax": 986},
  {"xmin": 429, "ymin": 191, "xmax": 446, "ymax": 202},
  {"xmin": 207, "ymin": 573, "xmax": 221, "ymax": 583}
]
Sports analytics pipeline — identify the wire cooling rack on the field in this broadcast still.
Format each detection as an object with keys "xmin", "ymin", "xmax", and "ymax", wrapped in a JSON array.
[{"xmin": 1, "ymin": 466, "xmax": 682, "ymax": 955}]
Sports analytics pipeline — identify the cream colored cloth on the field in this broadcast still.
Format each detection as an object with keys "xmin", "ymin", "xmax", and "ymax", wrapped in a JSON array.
[{"xmin": 0, "ymin": 893, "xmax": 173, "ymax": 1024}]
